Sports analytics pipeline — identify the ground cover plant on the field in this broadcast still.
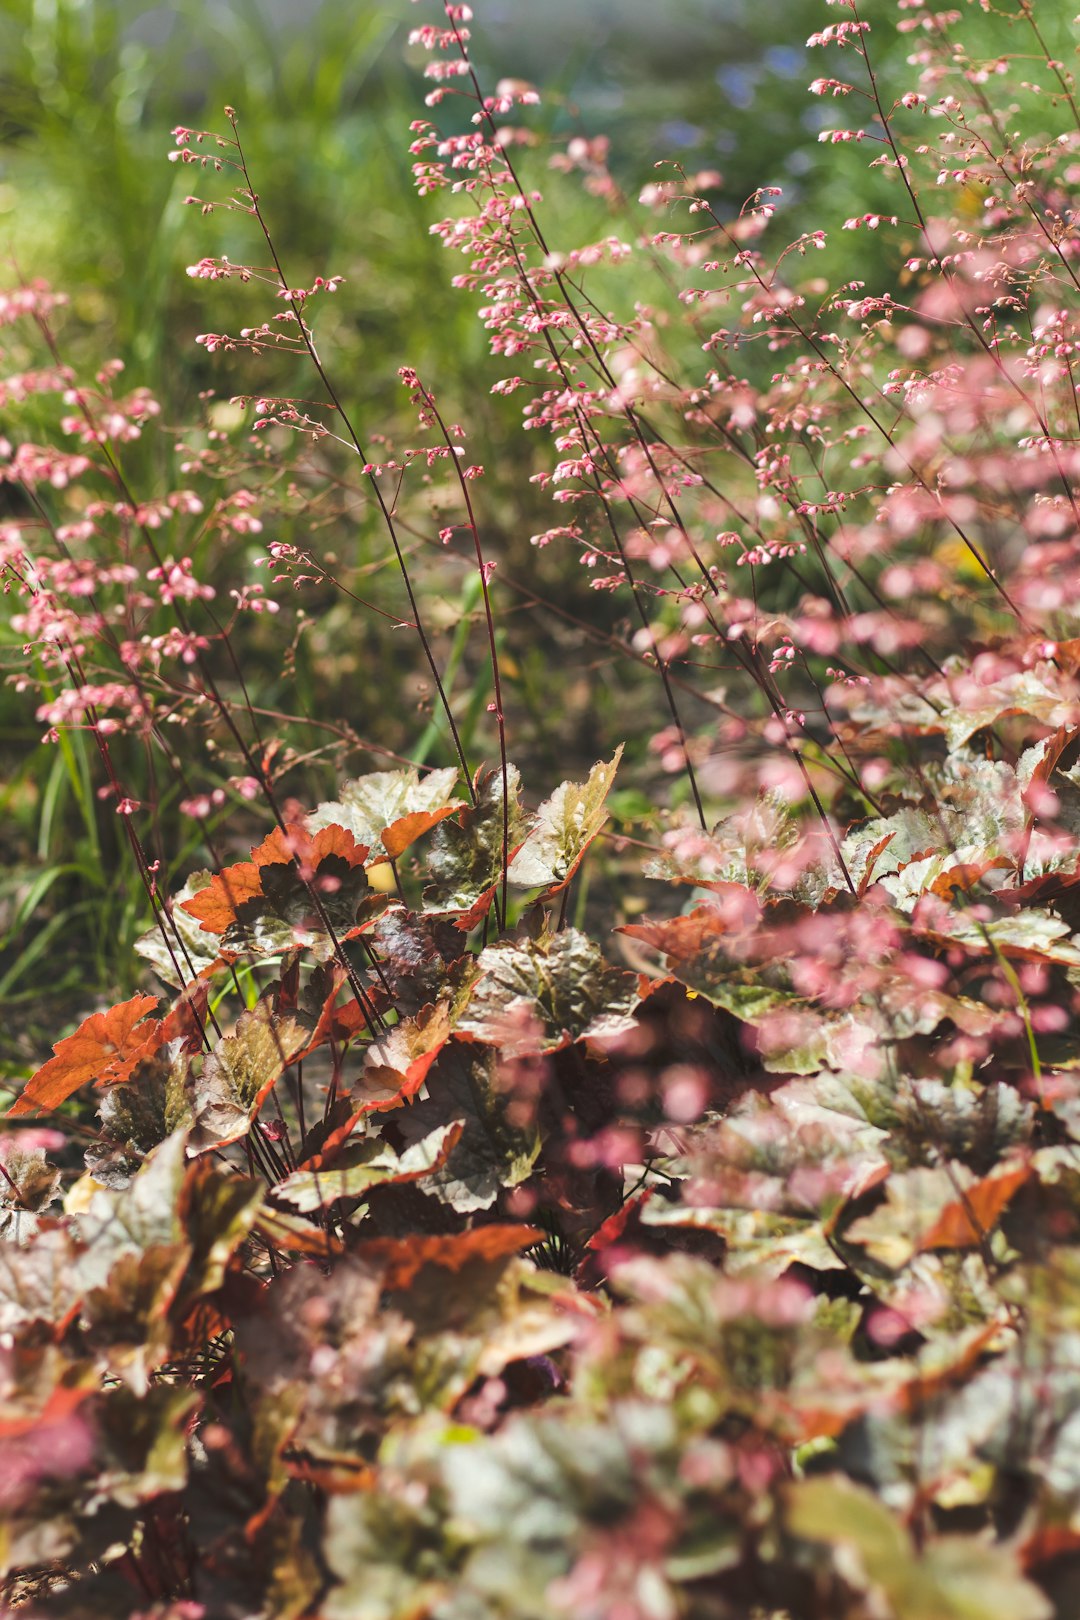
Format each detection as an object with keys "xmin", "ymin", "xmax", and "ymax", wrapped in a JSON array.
[{"xmin": 4, "ymin": 0, "xmax": 1080, "ymax": 1614}]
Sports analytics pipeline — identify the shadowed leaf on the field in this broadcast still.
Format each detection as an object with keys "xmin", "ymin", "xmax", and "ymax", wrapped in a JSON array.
[{"xmin": 397, "ymin": 1042, "xmax": 540, "ymax": 1211}]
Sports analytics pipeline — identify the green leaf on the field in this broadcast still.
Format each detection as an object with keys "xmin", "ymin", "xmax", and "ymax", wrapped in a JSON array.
[
  {"xmin": 918, "ymin": 907, "xmax": 1080, "ymax": 967},
  {"xmin": 424, "ymin": 765, "xmax": 525, "ymax": 918},
  {"xmin": 397, "ymin": 1043, "xmax": 540, "ymax": 1211},
  {"xmin": 274, "ymin": 1121, "xmax": 462, "ymax": 1212},
  {"xmin": 93, "ymin": 1383, "xmax": 201, "ymax": 1509},
  {"xmin": 322, "ymin": 1488, "xmax": 453, "ymax": 1620},
  {"xmin": 310, "ymin": 765, "xmax": 464, "ymax": 860},
  {"xmin": 507, "ymin": 746, "xmax": 623, "ymax": 892},
  {"xmin": 456, "ymin": 928, "xmax": 640, "ymax": 1056},
  {"xmin": 185, "ymin": 1004, "xmax": 309, "ymax": 1154},
  {"xmin": 76, "ymin": 1129, "xmax": 189, "ymax": 1277},
  {"xmin": 787, "ymin": 1476, "xmax": 1051, "ymax": 1619},
  {"xmin": 181, "ymin": 1158, "xmax": 265, "ymax": 1298}
]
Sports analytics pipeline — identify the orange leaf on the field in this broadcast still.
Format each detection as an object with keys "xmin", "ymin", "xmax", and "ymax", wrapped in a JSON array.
[
  {"xmin": 356, "ymin": 1224, "xmax": 541, "ymax": 1290},
  {"xmin": 307, "ymin": 823, "xmax": 369, "ymax": 868},
  {"xmin": 160, "ymin": 981, "xmax": 211, "ymax": 1051},
  {"xmin": 180, "ymin": 857, "xmax": 264, "ymax": 935},
  {"xmin": 916, "ymin": 1162, "xmax": 1031, "ymax": 1252},
  {"xmin": 251, "ymin": 822, "xmax": 369, "ymax": 872},
  {"xmin": 9, "ymin": 994, "xmax": 161, "ymax": 1118},
  {"xmin": 928, "ymin": 855, "xmax": 1014, "ymax": 900},
  {"xmin": 358, "ymin": 1001, "xmax": 454, "ymax": 1112},
  {"xmin": 250, "ymin": 826, "xmax": 294, "ymax": 867},
  {"xmin": 382, "ymin": 807, "xmax": 459, "ymax": 860}
]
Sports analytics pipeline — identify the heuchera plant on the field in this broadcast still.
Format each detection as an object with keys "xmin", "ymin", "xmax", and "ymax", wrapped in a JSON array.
[{"xmin": 3, "ymin": 0, "xmax": 1080, "ymax": 1614}]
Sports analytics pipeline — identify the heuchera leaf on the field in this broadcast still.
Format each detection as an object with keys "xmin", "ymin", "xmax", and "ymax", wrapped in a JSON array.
[
  {"xmin": 134, "ymin": 870, "xmax": 223, "ymax": 986},
  {"xmin": 842, "ymin": 1160, "xmax": 1030, "ymax": 1267},
  {"xmin": 507, "ymin": 746, "xmax": 623, "ymax": 892},
  {"xmin": 354, "ymin": 1224, "xmax": 541, "ymax": 1291},
  {"xmin": 916, "ymin": 1161, "xmax": 1031, "ymax": 1252},
  {"xmin": 309, "ymin": 765, "xmax": 464, "ymax": 860},
  {"xmin": 373, "ymin": 909, "xmax": 474, "ymax": 1017},
  {"xmin": 179, "ymin": 1157, "xmax": 265, "ymax": 1299},
  {"xmin": 88, "ymin": 1041, "xmax": 191, "ymax": 1187},
  {"xmin": 179, "ymin": 822, "xmax": 384, "ymax": 956},
  {"xmin": 620, "ymin": 896, "xmax": 794, "ymax": 1018},
  {"xmin": 357, "ymin": 999, "xmax": 460, "ymax": 1112},
  {"xmin": 455, "ymin": 928, "xmax": 640, "ymax": 1056},
  {"xmin": 273, "ymin": 1121, "xmax": 463, "ymax": 1212},
  {"xmin": 786, "ymin": 1476, "xmax": 1051, "ymax": 1620},
  {"xmin": 424, "ymin": 764, "xmax": 525, "ymax": 920},
  {"xmin": 915, "ymin": 906, "xmax": 1080, "ymax": 966},
  {"xmin": 0, "ymin": 1139, "xmax": 61, "ymax": 1215},
  {"xmin": 184, "ymin": 1005, "xmax": 310, "ymax": 1154},
  {"xmin": 295, "ymin": 961, "xmax": 380, "ymax": 1058},
  {"xmin": 396, "ymin": 1041, "xmax": 541, "ymax": 1211},
  {"xmin": 9, "ymin": 994, "xmax": 161, "ymax": 1118}
]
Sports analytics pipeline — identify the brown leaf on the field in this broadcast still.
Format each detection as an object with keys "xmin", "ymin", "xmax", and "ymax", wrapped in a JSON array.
[
  {"xmin": 916, "ymin": 1162, "xmax": 1031, "ymax": 1251},
  {"xmin": 354, "ymin": 1224, "xmax": 541, "ymax": 1290}
]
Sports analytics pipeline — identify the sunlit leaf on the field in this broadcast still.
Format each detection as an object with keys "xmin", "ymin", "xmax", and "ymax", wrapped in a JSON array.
[
  {"xmin": 507, "ymin": 746, "xmax": 623, "ymax": 892},
  {"xmin": 456, "ymin": 928, "xmax": 639, "ymax": 1056},
  {"xmin": 185, "ymin": 1004, "xmax": 310, "ymax": 1154},
  {"xmin": 424, "ymin": 764, "xmax": 525, "ymax": 919},
  {"xmin": 310, "ymin": 765, "xmax": 464, "ymax": 860},
  {"xmin": 354, "ymin": 1224, "xmax": 541, "ymax": 1291},
  {"xmin": 180, "ymin": 822, "xmax": 384, "ymax": 956},
  {"xmin": 8, "ymin": 994, "xmax": 161, "ymax": 1118},
  {"xmin": 917, "ymin": 1161, "xmax": 1031, "ymax": 1252},
  {"xmin": 274, "ymin": 1121, "xmax": 463, "ymax": 1212}
]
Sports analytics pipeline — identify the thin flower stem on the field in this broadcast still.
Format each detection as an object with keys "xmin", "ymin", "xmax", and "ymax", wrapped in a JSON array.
[{"xmin": 225, "ymin": 113, "xmax": 475, "ymax": 804}]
